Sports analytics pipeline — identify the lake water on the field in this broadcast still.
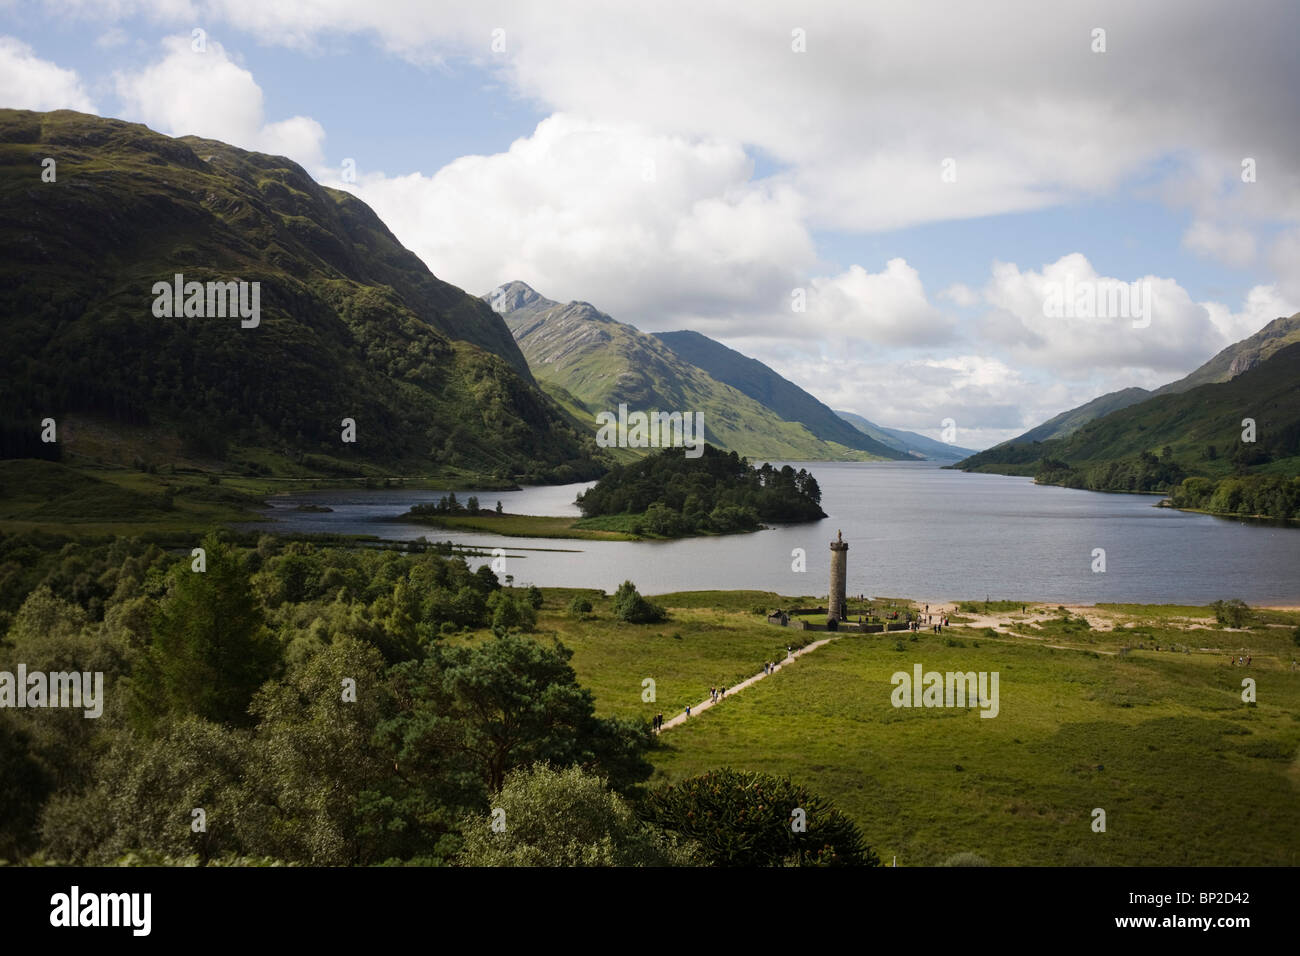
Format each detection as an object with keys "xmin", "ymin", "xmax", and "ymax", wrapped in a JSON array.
[{"xmin": 242, "ymin": 461, "xmax": 1300, "ymax": 604}]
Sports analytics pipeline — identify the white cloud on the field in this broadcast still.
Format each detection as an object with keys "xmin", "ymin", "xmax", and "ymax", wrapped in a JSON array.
[
  {"xmin": 86, "ymin": 0, "xmax": 1300, "ymax": 236},
  {"xmin": 325, "ymin": 113, "xmax": 815, "ymax": 321},
  {"xmin": 1202, "ymin": 284, "xmax": 1294, "ymax": 345},
  {"xmin": 0, "ymin": 36, "xmax": 96, "ymax": 112},
  {"xmin": 975, "ymin": 253, "xmax": 1278, "ymax": 376},
  {"xmin": 803, "ymin": 259, "xmax": 954, "ymax": 348},
  {"xmin": 940, "ymin": 283, "xmax": 979, "ymax": 308},
  {"xmin": 1182, "ymin": 220, "xmax": 1256, "ymax": 268},
  {"xmin": 113, "ymin": 35, "xmax": 325, "ymax": 168}
]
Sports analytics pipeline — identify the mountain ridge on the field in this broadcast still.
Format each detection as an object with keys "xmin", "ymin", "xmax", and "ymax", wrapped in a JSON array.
[
  {"xmin": 484, "ymin": 281, "xmax": 898, "ymax": 462},
  {"xmin": 0, "ymin": 109, "xmax": 601, "ymax": 481}
]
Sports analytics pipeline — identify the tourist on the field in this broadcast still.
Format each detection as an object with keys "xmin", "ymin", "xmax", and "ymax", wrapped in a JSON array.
[
  {"xmin": 686, "ymin": 704, "xmax": 691, "ymax": 717},
  {"xmin": 1247, "ymin": 655, "xmax": 1251, "ymax": 666}
]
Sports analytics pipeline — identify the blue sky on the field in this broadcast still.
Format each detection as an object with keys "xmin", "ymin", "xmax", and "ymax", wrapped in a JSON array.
[{"xmin": 3, "ymin": 1, "xmax": 1297, "ymax": 448}]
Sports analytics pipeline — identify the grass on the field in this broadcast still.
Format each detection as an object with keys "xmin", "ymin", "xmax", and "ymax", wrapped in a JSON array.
[
  {"xmin": 0, "ymin": 459, "xmax": 265, "ymax": 534},
  {"xmin": 397, "ymin": 508, "xmax": 781, "ymax": 542},
  {"xmin": 456, "ymin": 588, "xmax": 818, "ymax": 717},
  {"xmin": 398, "ymin": 511, "xmax": 640, "ymax": 541},
  {"xmin": 647, "ymin": 626, "xmax": 1300, "ymax": 866},
  {"xmin": 501, "ymin": 592, "xmax": 1300, "ymax": 866}
]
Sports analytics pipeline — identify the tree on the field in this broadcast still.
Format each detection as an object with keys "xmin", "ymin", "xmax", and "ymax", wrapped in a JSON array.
[
  {"xmin": 612, "ymin": 580, "xmax": 665, "ymax": 624},
  {"xmin": 467, "ymin": 496, "xmax": 480, "ymax": 515},
  {"xmin": 382, "ymin": 633, "xmax": 653, "ymax": 797},
  {"xmin": 525, "ymin": 585, "xmax": 544, "ymax": 609},
  {"xmin": 130, "ymin": 533, "xmax": 281, "ymax": 732},
  {"xmin": 41, "ymin": 716, "xmax": 254, "ymax": 865},
  {"xmin": 641, "ymin": 768, "xmax": 879, "ymax": 867},
  {"xmin": 247, "ymin": 636, "xmax": 452, "ymax": 865},
  {"xmin": 1211, "ymin": 598, "xmax": 1251, "ymax": 628},
  {"xmin": 495, "ymin": 500, "xmax": 503, "ymax": 514},
  {"xmin": 568, "ymin": 596, "xmax": 593, "ymax": 617},
  {"xmin": 488, "ymin": 591, "xmax": 537, "ymax": 634},
  {"xmin": 456, "ymin": 763, "xmax": 696, "ymax": 867},
  {"xmin": 0, "ymin": 713, "xmax": 54, "ymax": 861}
]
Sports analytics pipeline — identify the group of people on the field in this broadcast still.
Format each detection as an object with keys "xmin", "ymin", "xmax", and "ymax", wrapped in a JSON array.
[
  {"xmin": 1230, "ymin": 654, "xmax": 1252, "ymax": 666},
  {"xmin": 651, "ymin": 711, "xmax": 666, "ymax": 731},
  {"xmin": 709, "ymin": 685, "xmax": 727, "ymax": 702}
]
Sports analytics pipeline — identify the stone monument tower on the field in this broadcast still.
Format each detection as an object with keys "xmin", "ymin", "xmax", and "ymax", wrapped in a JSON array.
[{"xmin": 828, "ymin": 530, "xmax": 848, "ymax": 624}]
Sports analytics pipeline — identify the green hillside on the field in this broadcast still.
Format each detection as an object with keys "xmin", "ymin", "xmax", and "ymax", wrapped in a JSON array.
[
  {"xmin": 486, "ymin": 281, "xmax": 889, "ymax": 462},
  {"xmin": 1013, "ymin": 387, "xmax": 1152, "ymax": 444},
  {"xmin": 651, "ymin": 329, "xmax": 905, "ymax": 458},
  {"xmin": 0, "ymin": 110, "xmax": 603, "ymax": 483},
  {"xmin": 963, "ymin": 312, "xmax": 1300, "ymax": 459},
  {"xmin": 956, "ymin": 342, "xmax": 1300, "ymax": 510}
]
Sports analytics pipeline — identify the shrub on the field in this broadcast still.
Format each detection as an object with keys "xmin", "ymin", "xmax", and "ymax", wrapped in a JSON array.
[
  {"xmin": 641, "ymin": 768, "xmax": 878, "ymax": 867},
  {"xmin": 488, "ymin": 591, "xmax": 537, "ymax": 633},
  {"xmin": 1211, "ymin": 598, "xmax": 1251, "ymax": 628},
  {"xmin": 612, "ymin": 581, "xmax": 665, "ymax": 624},
  {"xmin": 568, "ymin": 596, "xmax": 593, "ymax": 617},
  {"xmin": 457, "ymin": 764, "xmax": 696, "ymax": 867},
  {"xmin": 939, "ymin": 852, "xmax": 990, "ymax": 867}
]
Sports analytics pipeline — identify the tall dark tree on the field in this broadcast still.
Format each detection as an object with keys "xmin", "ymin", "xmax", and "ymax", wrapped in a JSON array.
[
  {"xmin": 131, "ymin": 533, "xmax": 281, "ymax": 731},
  {"xmin": 382, "ymin": 633, "xmax": 652, "ymax": 798}
]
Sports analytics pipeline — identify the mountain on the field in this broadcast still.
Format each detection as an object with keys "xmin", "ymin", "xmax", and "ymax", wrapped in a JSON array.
[
  {"xmin": 650, "ymin": 329, "xmax": 905, "ymax": 458},
  {"xmin": 0, "ymin": 109, "xmax": 602, "ymax": 482},
  {"xmin": 1151, "ymin": 313, "xmax": 1300, "ymax": 396},
  {"xmin": 1012, "ymin": 387, "xmax": 1152, "ymax": 444},
  {"xmin": 485, "ymin": 281, "xmax": 896, "ymax": 461},
  {"xmin": 834, "ymin": 410, "xmax": 977, "ymax": 460},
  {"xmin": 957, "ymin": 312, "xmax": 1300, "ymax": 472},
  {"xmin": 957, "ymin": 341, "xmax": 1300, "ymax": 481}
]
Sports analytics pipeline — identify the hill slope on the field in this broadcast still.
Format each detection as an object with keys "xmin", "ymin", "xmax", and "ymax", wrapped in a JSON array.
[
  {"xmin": 0, "ymin": 110, "xmax": 601, "ymax": 481},
  {"xmin": 834, "ymin": 410, "xmax": 977, "ymax": 460},
  {"xmin": 958, "ymin": 311, "xmax": 1300, "ymax": 470},
  {"xmin": 957, "ymin": 342, "xmax": 1300, "ymax": 487},
  {"xmin": 650, "ymin": 330, "xmax": 904, "ymax": 458},
  {"xmin": 1013, "ymin": 387, "xmax": 1153, "ymax": 444},
  {"xmin": 486, "ymin": 281, "xmax": 893, "ymax": 462}
]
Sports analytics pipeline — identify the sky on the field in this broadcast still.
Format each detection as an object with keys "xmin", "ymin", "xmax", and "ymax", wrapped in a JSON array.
[{"xmin": 3, "ymin": 0, "xmax": 1298, "ymax": 449}]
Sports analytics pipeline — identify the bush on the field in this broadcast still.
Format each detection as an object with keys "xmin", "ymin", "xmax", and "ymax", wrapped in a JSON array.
[
  {"xmin": 568, "ymin": 596, "xmax": 593, "ymax": 617},
  {"xmin": 612, "ymin": 581, "xmax": 665, "ymax": 624},
  {"xmin": 1211, "ymin": 598, "xmax": 1251, "ymax": 628},
  {"xmin": 457, "ymin": 764, "xmax": 696, "ymax": 867},
  {"xmin": 641, "ymin": 768, "xmax": 878, "ymax": 867},
  {"xmin": 488, "ymin": 592, "xmax": 537, "ymax": 633},
  {"xmin": 939, "ymin": 852, "xmax": 990, "ymax": 867},
  {"xmin": 526, "ymin": 585, "xmax": 544, "ymax": 610}
]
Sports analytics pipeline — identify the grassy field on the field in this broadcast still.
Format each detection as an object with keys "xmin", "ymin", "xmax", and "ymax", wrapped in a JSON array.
[
  {"xmin": 0, "ymin": 459, "xmax": 264, "ymax": 535},
  {"xmin": 458, "ymin": 589, "xmax": 819, "ymax": 717},
  {"xmin": 505, "ymin": 590, "xmax": 1300, "ymax": 865},
  {"xmin": 399, "ymin": 511, "xmax": 641, "ymax": 541}
]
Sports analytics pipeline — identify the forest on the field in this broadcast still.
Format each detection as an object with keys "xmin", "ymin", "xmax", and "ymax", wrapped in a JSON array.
[
  {"xmin": 575, "ymin": 445, "xmax": 826, "ymax": 536},
  {"xmin": 0, "ymin": 531, "xmax": 873, "ymax": 867}
]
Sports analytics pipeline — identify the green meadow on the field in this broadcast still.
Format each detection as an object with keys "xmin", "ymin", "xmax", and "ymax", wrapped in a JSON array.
[{"xmin": 513, "ymin": 590, "xmax": 1300, "ymax": 866}]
